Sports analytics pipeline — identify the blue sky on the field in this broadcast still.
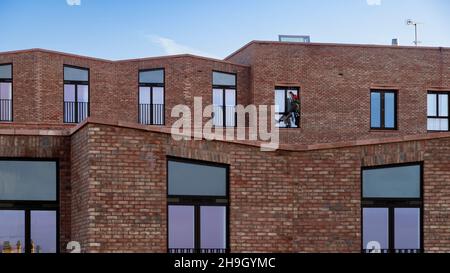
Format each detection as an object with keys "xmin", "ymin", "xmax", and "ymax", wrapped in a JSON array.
[{"xmin": 0, "ymin": 0, "xmax": 449, "ymax": 60}]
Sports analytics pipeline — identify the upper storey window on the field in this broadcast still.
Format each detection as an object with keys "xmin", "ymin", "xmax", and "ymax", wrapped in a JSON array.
[
  {"xmin": 427, "ymin": 92, "xmax": 449, "ymax": 131},
  {"xmin": 139, "ymin": 69, "xmax": 165, "ymax": 125},
  {"xmin": 63, "ymin": 65, "xmax": 89, "ymax": 123},
  {"xmin": 0, "ymin": 64, "xmax": 12, "ymax": 122},
  {"xmin": 275, "ymin": 87, "xmax": 300, "ymax": 128},
  {"xmin": 370, "ymin": 90, "xmax": 397, "ymax": 130},
  {"xmin": 212, "ymin": 71, "xmax": 236, "ymax": 127}
]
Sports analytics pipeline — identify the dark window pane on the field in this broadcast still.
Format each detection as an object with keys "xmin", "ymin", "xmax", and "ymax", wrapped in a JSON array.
[
  {"xmin": 168, "ymin": 160, "xmax": 227, "ymax": 197},
  {"xmin": 64, "ymin": 66, "xmax": 88, "ymax": 82},
  {"xmin": 200, "ymin": 206, "xmax": 226, "ymax": 250},
  {"xmin": 394, "ymin": 208, "xmax": 421, "ymax": 250},
  {"xmin": 0, "ymin": 210, "xmax": 25, "ymax": 253},
  {"xmin": 0, "ymin": 161, "xmax": 57, "ymax": 201},
  {"xmin": 371, "ymin": 92, "xmax": 381, "ymax": 128},
  {"xmin": 363, "ymin": 165, "xmax": 421, "ymax": 198},
  {"xmin": 31, "ymin": 211, "xmax": 57, "ymax": 253},
  {"xmin": 168, "ymin": 206, "xmax": 195, "ymax": 249},
  {"xmin": 362, "ymin": 208, "xmax": 389, "ymax": 250},
  {"xmin": 384, "ymin": 93, "xmax": 395, "ymax": 128},
  {"xmin": 213, "ymin": 72, "xmax": 236, "ymax": 86},
  {"xmin": 0, "ymin": 64, "xmax": 12, "ymax": 79},
  {"xmin": 139, "ymin": 69, "xmax": 164, "ymax": 84}
]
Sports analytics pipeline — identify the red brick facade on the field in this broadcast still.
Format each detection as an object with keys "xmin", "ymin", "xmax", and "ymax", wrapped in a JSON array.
[{"xmin": 1, "ymin": 42, "xmax": 450, "ymax": 253}]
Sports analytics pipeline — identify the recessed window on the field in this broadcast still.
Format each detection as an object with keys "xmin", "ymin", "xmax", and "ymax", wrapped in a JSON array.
[
  {"xmin": 371, "ymin": 90, "xmax": 397, "ymax": 130},
  {"xmin": 212, "ymin": 71, "xmax": 236, "ymax": 127},
  {"xmin": 64, "ymin": 65, "xmax": 89, "ymax": 123},
  {"xmin": 139, "ymin": 69, "xmax": 165, "ymax": 125},
  {"xmin": 275, "ymin": 87, "xmax": 300, "ymax": 128},
  {"xmin": 168, "ymin": 158, "xmax": 228, "ymax": 254},
  {"xmin": 362, "ymin": 163, "xmax": 422, "ymax": 254},
  {"xmin": 427, "ymin": 92, "xmax": 449, "ymax": 131},
  {"xmin": 0, "ymin": 64, "xmax": 12, "ymax": 122}
]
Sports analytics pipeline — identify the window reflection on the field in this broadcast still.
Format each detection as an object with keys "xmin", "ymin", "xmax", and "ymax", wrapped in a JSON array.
[{"xmin": 0, "ymin": 210, "xmax": 25, "ymax": 253}]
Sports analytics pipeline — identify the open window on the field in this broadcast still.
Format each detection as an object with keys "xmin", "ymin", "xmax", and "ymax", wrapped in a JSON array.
[{"xmin": 275, "ymin": 87, "xmax": 300, "ymax": 128}]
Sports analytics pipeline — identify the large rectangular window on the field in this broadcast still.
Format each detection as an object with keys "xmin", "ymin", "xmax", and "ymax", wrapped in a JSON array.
[
  {"xmin": 370, "ymin": 90, "xmax": 397, "ymax": 130},
  {"xmin": 0, "ymin": 160, "xmax": 58, "ymax": 254},
  {"xmin": 64, "ymin": 65, "xmax": 89, "ymax": 123},
  {"xmin": 0, "ymin": 64, "xmax": 12, "ymax": 122},
  {"xmin": 427, "ymin": 92, "xmax": 449, "ymax": 131},
  {"xmin": 139, "ymin": 69, "xmax": 165, "ymax": 125},
  {"xmin": 212, "ymin": 71, "xmax": 236, "ymax": 127},
  {"xmin": 275, "ymin": 87, "xmax": 300, "ymax": 128},
  {"xmin": 362, "ymin": 163, "xmax": 422, "ymax": 254},
  {"xmin": 168, "ymin": 157, "xmax": 228, "ymax": 253}
]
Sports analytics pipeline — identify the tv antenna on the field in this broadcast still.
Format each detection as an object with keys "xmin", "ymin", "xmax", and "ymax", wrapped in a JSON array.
[{"xmin": 406, "ymin": 19, "xmax": 423, "ymax": 46}]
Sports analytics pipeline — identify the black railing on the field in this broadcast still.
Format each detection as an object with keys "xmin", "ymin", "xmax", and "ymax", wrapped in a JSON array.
[
  {"xmin": 139, "ymin": 103, "xmax": 164, "ymax": 125},
  {"xmin": 213, "ymin": 105, "xmax": 236, "ymax": 127},
  {"xmin": 64, "ymin": 101, "xmax": 89, "ymax": 123},
  {"xmin": 362, "ymin": 249, "xmax": 422, "ymax": 254},
  {"xmin": 169, "ymin": 248, "xmax": 228, "ymax": 254},
  {"xmin": 0, "ymin": 99, "xmax": 12, "ymax": 122}
]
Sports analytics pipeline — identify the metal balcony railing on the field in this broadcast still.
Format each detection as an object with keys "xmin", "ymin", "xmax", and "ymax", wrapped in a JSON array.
[
  {"xmin": 0, "ymin": 99, "xmax": 12, "ymax": 122},
  {"xmin": 168, "ymin": 248, "xmax": 228, "ymax": 254},
  {"xmin": 139, "ymin": 103, "xmax": 164, "ymax": 125},
  {"xmin": 362, "ymin": 249, "xmax": 422, "ymax": 254},
  {"xmin": 64, "ymin": 101, "xmax": 89, "ymax": 123},
  {"xmin": 213, "ymin": 105, "xmax": 236, "ymax": 127}
]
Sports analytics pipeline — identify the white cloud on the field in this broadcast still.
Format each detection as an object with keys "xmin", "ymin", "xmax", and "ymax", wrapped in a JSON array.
[
  {"xmin": 148, "ymin": 35, "xmax": 219, "ymax": 59},
  {"xmin": 66, "ymin": 0, "xmax": 81, "ymax": 6},
  {"xmin": 366, "ymin": 0, "xmax": 381, "ymax": 5}
]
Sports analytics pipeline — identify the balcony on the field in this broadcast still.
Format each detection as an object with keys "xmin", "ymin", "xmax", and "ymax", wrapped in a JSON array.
[
  {"xmin": 64, "ymin": 101, "xmax": 89, "ymax": 123},
  {"xmin": 168, "ymin": 248, "xmax": 228, "ymax": 254},
  {"xmin": 0, "ymin": 99, "xmax": 12, "ymax": 122},
  {"xmin": 362, "ymin": 249, "xmax": 422, "ymax": 254},
  {"xmin": 139, "ymin": 103, "xmax": 164, "ymax": 125}
]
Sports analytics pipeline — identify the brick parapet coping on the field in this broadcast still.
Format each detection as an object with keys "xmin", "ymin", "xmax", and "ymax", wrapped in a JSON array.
[{"xmin": 1, "ymin": 118, "xmax": 450, "ymax": 152}]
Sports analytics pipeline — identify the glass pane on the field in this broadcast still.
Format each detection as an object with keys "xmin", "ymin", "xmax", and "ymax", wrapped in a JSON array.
[
  {"xmin": 275, "ymin": 89, "xmax": 286, "ymax": 113},
  {"xmin": 168, "ymin": 160, "xmax": 227, "ymax": 197},
  {"xmin": 0, "ymin": 210, "xmax": 25, "ymax": 254},
  {"xmin": 439, "ymin": 94, "xmax": 448, "ymax": 117},
  {"xmin": 213, "ymin": 89, "xmax": 223, "ymax": 106},
  {"xmin": 384, "ymin": 93, "xmax": 395, "ymax": 128},
  {"xmin": 213, "ymin": 72, "xmax": 236, "ymax": 86},
  {"xmin": 225, "ymin": 89, "xmax": 236, "ymax": 106},
  {"xmin": 428, "ymin": 118, "xmax": 449, "ymax": 131},
  {"xmin": 31, "ymin": 211, "xmax": 57, "ymax": 253},
  {"xmin": 371, "ymin": 92, "xmax": 381, "ymax": 128},
  {"xmin": 152, "ymin": 87, "xmax": 164, "ymax": 105},
  {"xmin": 64, "ymin": 84, "xmax": 75, "ymax": 102},
  {"xmin": 139, "ymin": 87, "xmax": 150, "ymax": 104},
  {"xmin": 200, "ymin": 206, "xmax": 226, "ymax": 250},
  {"xmin": 363, "ymin": 208, "xmax": 389, "ymax": 251},
  {"xmin": 394, "ymin": 208, "xmax": 421, "ymax": 250},
  {"xmin": 0, "ymin": 64, "xmax": 12, "ymax": 79},
  {"xmin": 0, "ymin": 161, "xmax": 57, "ymax": 201},
  {"xmin": 77, "ymin": 85, "xmax": 89, "ymax": 102},
  {"xmin": 0, "ymin": 82, "xmax": 12, "ymax": 99},
  {"xmin": 427, "ymin": 94, "xmax": 437, "ymax": 116},
  {"xmin": 64, "ymin": 66, "xmax": 88, "ymax": 82},
  {"xmin": 168, "ymin": 206, "xmax": 195, "ymax": 250},
  {"xmin": 139, "ymin": 69, "xmax": 164, "ymax": 84},
  {"xmin": 363, "ymin": 165, "xmax": 421, "ymax": 198}
]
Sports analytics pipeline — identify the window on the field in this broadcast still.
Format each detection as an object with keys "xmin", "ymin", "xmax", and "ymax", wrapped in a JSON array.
[
  {"xmin": 275, "ymin": 87, "xmax": 300, "ymax": 128},
  {"xmin": 370, "ymin": 90, "xmax": 397, "ymax": 130},
  {"xmin": 0, "ymin": 64, "xmax": 12, "ymax": 122},
  {"xmin": 427, "ymin": 92, "xmax": 449, "ymax": 131},
  {"xmin": 362, "ymin": 163, "xmax": 422, "ymax": 254},
  {"xmin": 64, "ymin": 65, "xmax": 89, "ymax": 123},
  {"xmin": 167, "ymin": 157, "xmax": 228, "ymax": 253},
  {"xmin": 212, "ymin": 71, "xmax": 236, "ymax": 127},
  {"xmin": 139, "ymin": 69, "xmax": 165, "ymax": 125},
  {"xmin": 0, "ymin": 160, "xmax": 58, "ymax": 253}
]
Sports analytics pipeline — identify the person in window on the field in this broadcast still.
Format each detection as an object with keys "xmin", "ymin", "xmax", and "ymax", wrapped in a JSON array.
[{"xmin": 279, "ymin": 92, "xmax": 300, "ymax": 127}]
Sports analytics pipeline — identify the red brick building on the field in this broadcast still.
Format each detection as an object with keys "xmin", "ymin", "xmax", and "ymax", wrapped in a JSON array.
[{"xmin": 0, "ymin": 41, "xmax": 449, "ymax": 253}]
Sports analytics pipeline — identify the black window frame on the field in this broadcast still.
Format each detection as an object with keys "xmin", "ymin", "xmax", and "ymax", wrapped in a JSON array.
[
  {"xmin": 361, "ymin": 162, "xmax": 423, "ymax": 254},
  {"xmin": 427, "ymin": 91, "xmax": 450, "ymax": 132},
  {"xmin": 275, "ymin": 86, "xmax": 300, "ymax": 128},
  {"xmin": 370, "ymin": 90, "xmax": 398, "ymax": 130},
  {"xmin": 166, "ymin": 156, "xmax": 230, "ymax": 254},
  {"xmin": 0, "ymin": 158, "xmax": 60, "ymax": 254},
  {"xmin": 0, "ymin": 63, "xmax": 13, "ymax": 122},
  {"xmin": 138, "ymin": 68, "xmax": 165, "ymax": 126},
  {"xmin": 212, "ymin": 70, "xmax": 237, "ymax": 128},
  {"xmin": 63, "ymin": 65, "xmax": 90, "ymax": 124}
]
